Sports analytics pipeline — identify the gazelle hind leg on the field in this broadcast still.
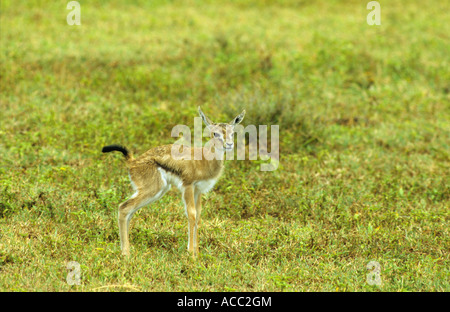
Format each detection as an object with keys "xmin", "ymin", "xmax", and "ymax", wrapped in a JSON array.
[
  {"xmin": 118, "ymin": 171, "xmax": 168, "ymax": 256},
  {"xmin": 118, "ymin": 195, "xmax": 145, "ymax": 256}
]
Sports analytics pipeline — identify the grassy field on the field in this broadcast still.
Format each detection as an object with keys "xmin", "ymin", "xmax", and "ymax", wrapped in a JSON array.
[{"xmin": 0, "ymin": 0, "xmax": 449, "ymax": 291}]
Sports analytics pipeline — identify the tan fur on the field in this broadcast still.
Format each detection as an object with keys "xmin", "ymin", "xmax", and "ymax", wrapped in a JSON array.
[{"xmin": 105, "ymin": 107, "xmax": 245, "ymax": 257}]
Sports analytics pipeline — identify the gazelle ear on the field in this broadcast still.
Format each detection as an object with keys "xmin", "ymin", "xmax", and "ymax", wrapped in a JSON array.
[
  {"xmin": 198, "ymin": 106, "xmax": 214, "ymax": 127},
  {"xmin": 230, "ymin": 109, "xmax": 246, "ymax": 126}
]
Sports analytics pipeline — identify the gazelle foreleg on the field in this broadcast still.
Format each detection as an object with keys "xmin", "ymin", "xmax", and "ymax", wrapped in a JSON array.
[
  {"xmin": 194, "ymin": 189, "xmax": 202, "ymax": 255},
  {"xmin": 183, "ymin": 185, "xmax": 197, "ymax": 257}
]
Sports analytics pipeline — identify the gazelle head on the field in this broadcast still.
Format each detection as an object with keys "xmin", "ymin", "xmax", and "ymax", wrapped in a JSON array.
[{"xmin": 198, "ymin": 106, "xmax": 246, "ymax": 152}]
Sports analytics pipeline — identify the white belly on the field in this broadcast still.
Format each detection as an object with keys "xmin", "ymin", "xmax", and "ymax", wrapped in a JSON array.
[
  {"xmin": 158, "ymin": 168, "xmax": 218, "ymax": 194},
  {"xmin": 194, "ymin": 178, "xmax": 218, "ymax": 194},
  {"xmin": 158, "ymin": 168, "xmax": 183, "ymax": 191}
]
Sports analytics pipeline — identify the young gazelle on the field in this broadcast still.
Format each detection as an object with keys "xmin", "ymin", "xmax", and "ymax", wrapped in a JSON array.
[{"xmin": 102, "ymin": 107, "xmax": 245, "ymax": 257}]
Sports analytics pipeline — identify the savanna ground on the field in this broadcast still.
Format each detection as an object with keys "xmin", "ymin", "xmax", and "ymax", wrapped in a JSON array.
[{"xmin": 0, "ymin": 0, "xmax": 449, "ymax": 292}]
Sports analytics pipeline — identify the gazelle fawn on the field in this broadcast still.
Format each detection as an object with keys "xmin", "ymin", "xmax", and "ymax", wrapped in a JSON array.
[{"xmin": 102, "ymin": 107, "xmax": 245, "ymax": 257}]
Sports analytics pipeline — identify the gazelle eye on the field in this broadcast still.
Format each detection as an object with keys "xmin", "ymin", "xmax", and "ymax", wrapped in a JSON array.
[{"xmin": 214, "ymin": 132, "xmax": 220, "ymax": 138}]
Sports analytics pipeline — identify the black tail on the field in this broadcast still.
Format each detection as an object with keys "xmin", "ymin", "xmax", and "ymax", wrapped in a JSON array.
[{"xmin": 102, "ymin": 145, "xmax": 131, "ymax": 159}]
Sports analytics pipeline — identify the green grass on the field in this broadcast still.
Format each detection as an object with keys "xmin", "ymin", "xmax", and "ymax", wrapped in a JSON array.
[{"xmin": 0, "ymin": 0, "xmax": 449, "ymax": 291}]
